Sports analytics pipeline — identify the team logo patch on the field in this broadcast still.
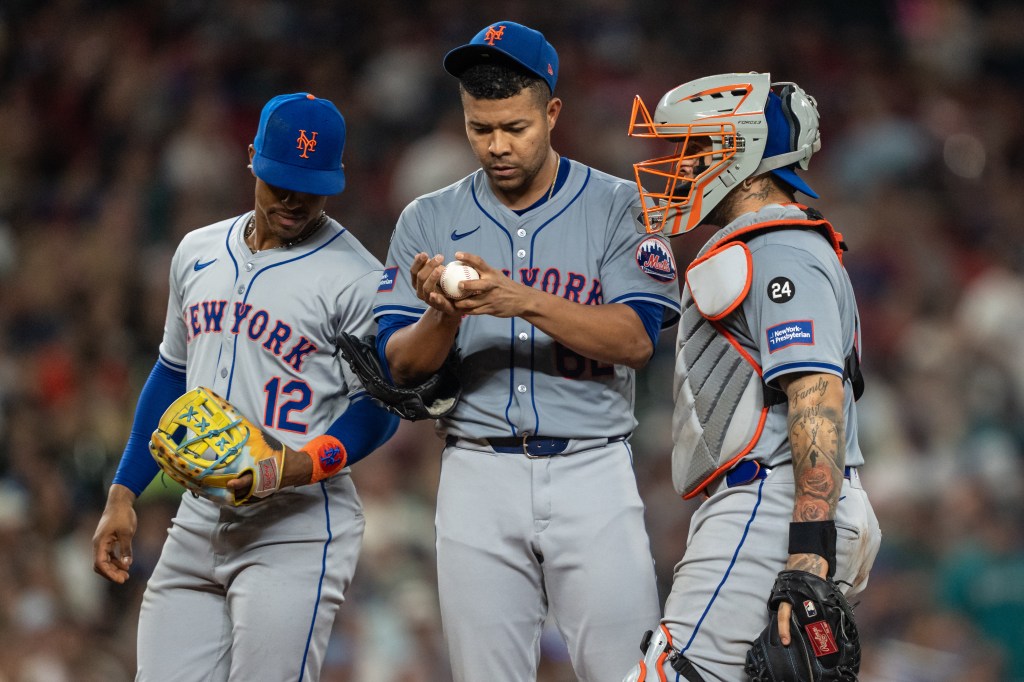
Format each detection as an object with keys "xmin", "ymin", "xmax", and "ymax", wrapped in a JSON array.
[
  {"xmin": 766, "ymin": 320, "xmax": 814, "ymax": 353},
  {"xmin": 768, "ymin": 276, "xmax": 795, "ymax": 303},
  {"xmin": 636, "ymin": 237, "xmax": 677, "ymax": 283},
  {"xmin": 803, "ymin": 600, "xmax": 818, "ymax": 618},
  {"xmin": 805, "ymin": 621, "xmax": 839, "ymax": 657},
  {"xmin": 378, "ymin": 266, "xmax": 398, "ymax": 292}
]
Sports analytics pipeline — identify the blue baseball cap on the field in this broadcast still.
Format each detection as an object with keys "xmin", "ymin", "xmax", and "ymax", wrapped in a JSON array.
[
  {"xmin": 251, "ymin": 93, "xmax": 346, "ymax": 196},
  {"xmin": 763, "ymin": 91, "xmax": 818, "ymax": 198},
  {"xmin": 443, "ymin": 21, "xmax": 558, "ymax": 94}
]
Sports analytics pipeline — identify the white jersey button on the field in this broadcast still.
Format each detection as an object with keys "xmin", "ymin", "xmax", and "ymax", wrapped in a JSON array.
[
  {"xmin": 518, "ymin": 332, "xmax": 528, "ymax": 341},
  {"xmin": 517, "ymin": 229, "xmax": 526, "ymax": 237},
  {"xmin": 237, "ymin": 286, "xmax": 244, "ymax": 294},
  {"xmin": 220, "ymin": 368, "xmax": 228, "ymax": 378},
  {"xmin": 517, "ymin": 384, "xmax": 527, "ymax": 393},
  {"xmin": 246, "ymin": 263, "xmax": 254, "ymax": 271},
  {"xmin": 517, "ymin": 249, "xmax": 526, "ymax": 258}
]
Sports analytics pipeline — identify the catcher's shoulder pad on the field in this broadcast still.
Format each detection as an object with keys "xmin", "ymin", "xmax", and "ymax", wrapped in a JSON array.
[{"xmin": 336, "ymin": 332, "xmax": 461, "ymax": 421}]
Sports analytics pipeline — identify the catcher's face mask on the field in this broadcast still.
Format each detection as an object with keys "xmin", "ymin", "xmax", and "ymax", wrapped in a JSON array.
[{"xmin": 628, "ymin": 72, "xmax": 820, "ymax": 237}]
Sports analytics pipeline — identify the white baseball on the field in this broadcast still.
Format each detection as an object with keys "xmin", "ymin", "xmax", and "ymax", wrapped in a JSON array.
[{"xmin": 440, "ymin": 260, "xmax": 480, "ymax": 299}]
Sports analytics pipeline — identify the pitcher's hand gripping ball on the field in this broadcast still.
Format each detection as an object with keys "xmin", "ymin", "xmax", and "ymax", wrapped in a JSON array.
[
  {"xmin": 440, "ymin": 260, "xmax": 479, "ymax": 299},
  {"xmin": 150, "ymin": 386, "xmax": 286, "ymax": 507},
  {"xmin": 745, "ymin": 570, "xmax": 861, "ymax": 681}
]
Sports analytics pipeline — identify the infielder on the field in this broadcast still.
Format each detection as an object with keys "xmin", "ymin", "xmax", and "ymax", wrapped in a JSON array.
[
  {"xmin": 622, "ymin": 73, "xmax": 882, "ymax": 681},
  {"xmin": 91, "ymin": 92, "xmax": 399, "ymax": 681},
  {"xmin": 373, "ymin": 21, "xmax": 681, "ymax": 682}
]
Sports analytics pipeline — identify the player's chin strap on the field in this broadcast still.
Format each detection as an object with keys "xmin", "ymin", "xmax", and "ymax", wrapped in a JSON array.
[{"xmin": 623, "ymin": 625, "xmax": 707, "ymax": 682}]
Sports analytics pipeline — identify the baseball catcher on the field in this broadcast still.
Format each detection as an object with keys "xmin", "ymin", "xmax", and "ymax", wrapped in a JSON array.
[
  {"xmin": 336, "ymin": 332, "xmax": 461, "ymax": 421},
  {"xmin": 150, "ymin": 386, "xmax": 348, "ymax": 507},
  {"xmin": 745, "ymin": 570, "xmax": 861, "ymax": 681}
]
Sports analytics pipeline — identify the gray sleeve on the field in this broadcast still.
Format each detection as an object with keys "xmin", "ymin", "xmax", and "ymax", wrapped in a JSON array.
[
  {"xmin": 374, "ymin": 200, "xmax": 433, "ymax": 321},
  {"xmin": 337, "ymin": 267, "xmax": 384, "ymax": 394},
  {"xmin": 157, "ymin": 244, "xmax": 188, "ymax": 366},
  {"xmin": 744, "ymin": 239, "xmax": 846, "ymax": 386}
]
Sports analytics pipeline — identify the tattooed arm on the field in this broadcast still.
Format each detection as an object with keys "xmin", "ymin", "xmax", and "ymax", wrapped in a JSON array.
[
  {"xmin": 777, "ymin": 371, "xmax": 846, "ymax": 574},
  {"xmin": 774, "ymin": 371, "xmax": 846, "ymax": 645}
]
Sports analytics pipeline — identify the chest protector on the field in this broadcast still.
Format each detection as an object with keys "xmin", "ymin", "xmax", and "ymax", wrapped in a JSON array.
[{"xmin": 672, "ymin": 206, "xmax": 862, "ymax": 499}]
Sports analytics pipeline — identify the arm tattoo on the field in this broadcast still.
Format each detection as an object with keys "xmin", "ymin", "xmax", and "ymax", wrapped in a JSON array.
[{"xmin": 786, "ymin": 375, "xmax": 845, "ymax": 522}]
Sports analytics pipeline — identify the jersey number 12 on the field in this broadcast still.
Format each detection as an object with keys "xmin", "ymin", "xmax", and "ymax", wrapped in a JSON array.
[{"xmin": 263, "ymin": 378, "xmax": 311, "ymax": 433}]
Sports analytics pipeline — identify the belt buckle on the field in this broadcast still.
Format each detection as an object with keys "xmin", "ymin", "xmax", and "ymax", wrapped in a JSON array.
[{"xmin": 522, "ymin": 434, "xmax": 541, "ymax": 459}]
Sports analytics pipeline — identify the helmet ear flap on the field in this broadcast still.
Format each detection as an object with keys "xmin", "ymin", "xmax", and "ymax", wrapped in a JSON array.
[
  {"xmin": 776, "ymin": 83, "xmax": 802, "ymax": 154},
  {"xmin": 774, "ymin": 82, "xmax": 821, "ymax": 170}
]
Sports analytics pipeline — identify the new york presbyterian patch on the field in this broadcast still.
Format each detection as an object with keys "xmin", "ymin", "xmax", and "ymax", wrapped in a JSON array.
[
  {"xmin": 766, "ymin": 320, "xmax": 814, "ymax": 353},
  {"xmin": 378, "ymin": 266, "xmax": 398, "ymax": 292},
  {"xmin": 636, "ymin": 237, "xmax": 677, "ymax": 283}
]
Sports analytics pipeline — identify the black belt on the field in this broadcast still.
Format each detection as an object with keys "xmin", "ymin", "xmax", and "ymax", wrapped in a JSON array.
[
  {"xmin": 445, "ymin": 434, "xmax": 627, "ymax": 457},
  {"xmin": 726, "ymin": 460, "xmax": 855, "ymax": 488}
]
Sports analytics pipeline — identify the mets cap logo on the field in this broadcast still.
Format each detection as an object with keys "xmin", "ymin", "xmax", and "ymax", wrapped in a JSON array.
[
  {"xmin": 636, "ymin": 237, "xmax": 677, "ymax": 283},
  {"xmin": 296, "ymin": 130, "xmax": 318, "ymax": 159},
  {"xmin": 484, "ymin": 25, "xmax": 505, "ymax": 45}
]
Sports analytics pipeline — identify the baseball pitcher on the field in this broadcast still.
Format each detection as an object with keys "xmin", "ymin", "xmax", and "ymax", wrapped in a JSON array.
[{"xmin": 369, "ymin": 21, "xmax": 681, "ymax": 682}]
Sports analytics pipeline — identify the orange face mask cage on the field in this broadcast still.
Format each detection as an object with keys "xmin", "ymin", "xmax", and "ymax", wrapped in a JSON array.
[{"xmin": 628, "ymin": 95, "xmax": 741, "ymax": 236}]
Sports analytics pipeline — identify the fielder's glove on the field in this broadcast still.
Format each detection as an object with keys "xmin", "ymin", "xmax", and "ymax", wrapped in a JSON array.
[
  {"xmin": 745, "ymin": 570, "xmax": 861, "ymax": 681},
  {"xmin": 150, "ymin": 386, "xmax": 286, "ymax": 507},
  {"xmin": 336, "ymin": 332, "xmax": 460, "ymax": 421}
]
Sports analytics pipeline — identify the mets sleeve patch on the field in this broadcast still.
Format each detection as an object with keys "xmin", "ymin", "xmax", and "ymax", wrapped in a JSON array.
[
  {"xmin": 378, "ymin": 266, "xmax": 398, "ymax": 292},
  {"xmin": 766, "ymin": 320, "xmax": 814, "ymax": 353},
  {"xmin": 636, "ymin": 237, "xmax": 677, "ymax": 283}
]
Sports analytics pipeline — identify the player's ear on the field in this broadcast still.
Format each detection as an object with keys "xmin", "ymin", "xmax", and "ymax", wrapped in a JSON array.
[
  {"xmin": 546, "ymin": 97, "xmax": 562, "ymax": 129},
  {"xmin": 247, "ymin": 144, "xmax": 256, "ymax": 174}
]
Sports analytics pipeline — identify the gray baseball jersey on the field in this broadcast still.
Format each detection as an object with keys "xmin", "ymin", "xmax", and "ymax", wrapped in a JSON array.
[
  {"xmin": 376, "ymin": 161, "xmax": 681, "ymax": 439},
  {"xmin": 137, "ymin": 211, "xmax": 382, "ymax": 682},
  {"xmin": 376, "ymin": 161, "xmax": 680, "ymax": 682},
  {"xmin": 635, "ymin": 204, "xmax": 881, "ymax": 682}
]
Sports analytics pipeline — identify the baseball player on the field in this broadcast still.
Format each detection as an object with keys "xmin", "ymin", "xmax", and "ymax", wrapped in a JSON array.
[
  {"xmin": 90, "ymin": 92, "xmax": 399, "ymax": 681},
  {"xmin": 621, "ymin": 73, "xmax": 882, "ymax": 681},
  {"xmin": 373, "ymin": 21, "xmax": 682, "ymax": 682}
]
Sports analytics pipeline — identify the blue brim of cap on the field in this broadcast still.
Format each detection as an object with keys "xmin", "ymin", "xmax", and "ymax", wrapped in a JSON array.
[
  {"xmin": 442, "ymin": 45, "xmax": 556, "ymax": 93},
  {"xmin": 771, "ymin": 167, "xmax": 818, "ymax": 199},
  {"xmin": 252, "ymin": 156, "xmax": 346, "ymax": 196}
]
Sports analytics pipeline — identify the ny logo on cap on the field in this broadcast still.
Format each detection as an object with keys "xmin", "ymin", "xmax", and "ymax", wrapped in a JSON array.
[
  {"xmin": 484, "ymin": 25, "xmax": 505, "ymax": 45},
  {"xmin": 296, "ymin": 130, "xmax": 318, "ymax": 159}
]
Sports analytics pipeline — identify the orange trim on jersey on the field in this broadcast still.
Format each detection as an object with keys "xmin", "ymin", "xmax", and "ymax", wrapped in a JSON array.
[{"xmin": 686, "ymin": 243, "xmax": 753, "ymax": 321}]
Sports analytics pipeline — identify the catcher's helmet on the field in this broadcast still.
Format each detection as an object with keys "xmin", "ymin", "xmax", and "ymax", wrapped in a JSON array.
[{"xmin": 627, "ymin": 72, "xmax": 821, "ymax": 236}]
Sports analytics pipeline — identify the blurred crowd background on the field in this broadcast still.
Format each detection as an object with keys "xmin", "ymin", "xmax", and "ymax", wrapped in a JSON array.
[{"xmin": 1, "ymin": 0, "xmax": 1023, "ymax": 680}]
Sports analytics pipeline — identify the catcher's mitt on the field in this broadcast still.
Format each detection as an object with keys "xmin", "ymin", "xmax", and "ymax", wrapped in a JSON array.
[
  {"xmin": 336, "ymin": 332, "xmax": 460, "ymax": 421},
  {"xmin": 745, "ymin": 570, "xmax": 860, "ymax": 681},
  {"xmin": 149, "ymin": 387, "xmax": 286, "ymax": 507}
]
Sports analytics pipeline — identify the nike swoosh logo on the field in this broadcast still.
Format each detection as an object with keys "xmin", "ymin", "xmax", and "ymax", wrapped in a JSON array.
[
  {"xmin": 193, "ymin": 258, "xmax": 217, "ymax": 271},
  {"xmin": 450, "ymin": 226, "xmax": 481, "ymax": 241}
]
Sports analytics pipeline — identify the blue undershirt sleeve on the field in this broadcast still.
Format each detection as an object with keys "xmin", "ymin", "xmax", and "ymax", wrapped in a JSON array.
[
  {"xmin": 623, "ymin": 300, "xmax": 666, "ymax": 349},
  {"xmin": 323, "ymin": 397, "xmax": 399, "ymax": 466},
  {"xmin": 112, "ymin": 358, "xmax": 187, "ymax": 496},
  {"xmin": 375, "ymin": 313, "xmax": 415, "ymax": 383}
]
